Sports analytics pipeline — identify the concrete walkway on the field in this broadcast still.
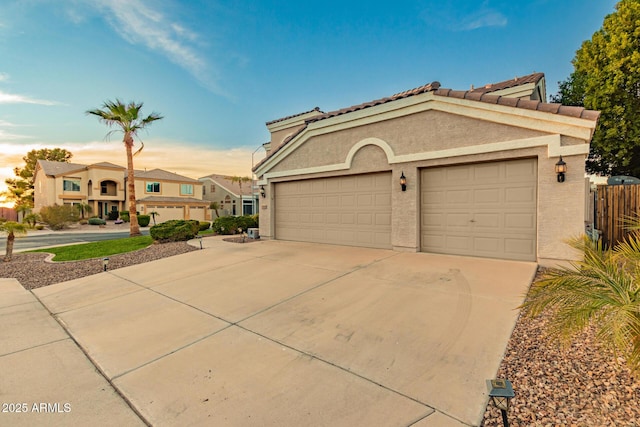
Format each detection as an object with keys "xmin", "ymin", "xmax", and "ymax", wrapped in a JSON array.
[{"xmin": 1, "ymin": 237, "xmax": 537, "ymax": 426}]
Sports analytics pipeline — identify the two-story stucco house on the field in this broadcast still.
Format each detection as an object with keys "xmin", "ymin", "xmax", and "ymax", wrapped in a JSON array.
[
  {"xmin": 33, "ymin": 160, "xmax": 209, "ymax": 222},
  {"xmin": 253, "ymin": 73, "xmax": 600, "ymax": 266},
  {"xmin": 34, "ymin": 160, "xmax": 126, "ymax": 218},
  {"xmin": 199, "ymin": 174, "xmax": 258, "ymax": 217}
]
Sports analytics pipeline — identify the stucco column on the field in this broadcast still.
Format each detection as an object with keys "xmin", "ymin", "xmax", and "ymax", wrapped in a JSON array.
[{"xmin": 391, "ymin": 166, "xmax": 419, "ymax": 251}]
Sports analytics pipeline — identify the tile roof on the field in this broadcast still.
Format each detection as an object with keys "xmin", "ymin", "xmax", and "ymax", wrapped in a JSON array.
[
  {"xmin": 468, "ymin": 72, "xmax": 545, "ymax": 94},
  {"xmin": 89, "ymin": 162, "xmax": 125, "ymax": 169},
  {"xmin": 37, "ymin": 160, "xmax": 88, "ymax": 176},
  {"xmin": 199, "ymin": 174, "xmax": 255, "ymax": 196},
  {"xmin": 254, "ymin": 72, "xmax": 600, "ymax": 171},
  {"xmin": 266, "ymin": 107, "xmax": 324, "ymax": 126},
  {"xmin": 138, "ymin": 196, "xmax": 209, "ymax": 204},
  {"xmin": 134, "ymin": 169, "xmax": 199, "ymax": 182}
]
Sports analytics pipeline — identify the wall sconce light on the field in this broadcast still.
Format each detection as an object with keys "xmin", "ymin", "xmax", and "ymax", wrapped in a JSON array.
[
  {"xmin": 487, "ymin": 378, "xmax": 514, "ymax": 427},
  {"xmin": 102, "ymin": 257, "xmax": 110, "ymax": 272},
  {"xmin": 260, "ymin": 185, "xmax": 266, "ymax": 198},
  {"xmin": 555, "ymin": 156, "xmax": 567, "ymax": 183},
  {"xmin": 400, "ymin": 172, "xmax": 407, "ymax": 192}
]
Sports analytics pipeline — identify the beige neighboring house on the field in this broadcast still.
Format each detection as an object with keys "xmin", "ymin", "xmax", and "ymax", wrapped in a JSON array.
[
  {"xmin": 34, "ymin": 160, "xmax": 126, "ymax": 218},
  {"xmin": 33, "ymin": 160, "xmax": 209, "ymax": 222},
  {"xmin": 253, "ymin": 73, "xmax": 600, "ymax": 266},
  {"xmin": 133, "ymin": 169, "xmax": 209, "ymax": 222},
  {"xmin": 199, "ymin": 174, "xmax": 258, "ymax": 217}
]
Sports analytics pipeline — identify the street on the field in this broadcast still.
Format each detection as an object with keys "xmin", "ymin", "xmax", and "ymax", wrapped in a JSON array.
[{"xmin": 4, "ymin": 230, "xmax": 150, "ymax": 253}]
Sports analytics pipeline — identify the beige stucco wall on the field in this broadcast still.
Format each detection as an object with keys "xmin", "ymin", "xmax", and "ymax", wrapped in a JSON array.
[
  {"xmin": 258, "ymin": 106, "xmax": 594, "ymax": 264},
  {"xmin": 134, "ymin": 180, "xmax": 203, "ymax": 200}
]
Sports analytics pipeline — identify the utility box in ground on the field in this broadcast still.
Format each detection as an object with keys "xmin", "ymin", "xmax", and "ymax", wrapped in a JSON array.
[{"xmin": 247, "ymin": 228, "xmax": 260, "ymax": 239}]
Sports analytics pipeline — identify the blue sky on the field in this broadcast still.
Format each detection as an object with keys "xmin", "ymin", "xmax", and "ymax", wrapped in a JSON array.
[{"xmin": 0, "ymin": 0, "xmax": 618, "ymax": 204}]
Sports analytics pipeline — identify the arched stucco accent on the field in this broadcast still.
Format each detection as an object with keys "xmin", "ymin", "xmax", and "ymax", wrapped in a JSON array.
[{"xmin": 345, "ymin": 137, "xmax": 395, "ymax": 168}]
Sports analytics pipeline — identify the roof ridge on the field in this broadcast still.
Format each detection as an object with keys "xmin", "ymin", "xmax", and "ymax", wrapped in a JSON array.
[{"xmin": 266, "ymin": 106, "xmax": 324, "ymax": 126}]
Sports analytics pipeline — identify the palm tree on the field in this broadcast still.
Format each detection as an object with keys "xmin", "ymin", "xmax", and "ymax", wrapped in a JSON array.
[
  {"xmin": 75, "ymin": 202, "xmax": 92, "ymax": 219},
  {"xmin": 1, "ymin": 221, "xmax": 27, "ymax": 262},
  {"xmin": 228, "ymin": 176, "xmax": 252, "ymax": 216},
  {"xmin": 521, "ymin": 234, "xmax": 640, "ymax": 374},
  {"xmin": 209, "ymin": 201, "xmax": 220, "ymax": 218},
  {"xmin": 87, "ymin": 100, "xmax": 163, "ymax": 237},
  {"xmin": 149, "ymin": 211, "xmax": 160, "ymax": 225}
]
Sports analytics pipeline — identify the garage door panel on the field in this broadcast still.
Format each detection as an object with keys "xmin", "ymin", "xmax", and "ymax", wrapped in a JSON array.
[
  {"xmin": 421, "ymin": 159, "xmax": 537, "ymax": 261},
  {"xmin": 275, "ymin": 173, "xmax": 391, "ymax": 249}
]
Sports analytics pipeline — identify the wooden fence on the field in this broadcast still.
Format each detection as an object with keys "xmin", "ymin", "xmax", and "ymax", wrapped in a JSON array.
[{"xmin": 595, "ymin": 184, "xmax": 640, "ymax": 247}]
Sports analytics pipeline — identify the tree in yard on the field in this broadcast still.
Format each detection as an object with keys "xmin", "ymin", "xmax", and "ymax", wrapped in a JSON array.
[
  {"xmin": 554, "ymin": 0, "xmax": 640, "ymax": 176},
  {"xmin": 209, "ymin": 201, "xmax": 220, "ymax": 218},
  {"xmin": 75, "ymin": 202, "xmax": 93, "ymax": 219},
  {"xmin": 87, "ymin": 100, "xmax": 163, "ymax": 237},
  {"xmin": 227, "ymin": 176, "xmax": 252, "ymax": 216},
  {"xmin": 3, "ymin": 148, "xmax": 73, "ymax": 209},
  {"xmin": 149, "ymin": 211, "xmax": 160, "ymax": 225},
  {"xmin": 521, "ymin": 233, "xmax": 640, "ymax": 374},
  {"xmin": 1, "ymin": 221, "xmax": 27, "ymax": 262}
]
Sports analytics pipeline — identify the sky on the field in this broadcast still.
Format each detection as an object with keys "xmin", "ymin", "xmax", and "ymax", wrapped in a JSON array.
[{"xmin": 0, "ymin": 0, "xmax": 619, "ymax": 207}]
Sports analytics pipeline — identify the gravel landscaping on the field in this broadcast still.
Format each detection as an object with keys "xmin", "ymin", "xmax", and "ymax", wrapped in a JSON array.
[{"xmin": 1, "ymin": 241, "xmax": 638, "ymax": 425}]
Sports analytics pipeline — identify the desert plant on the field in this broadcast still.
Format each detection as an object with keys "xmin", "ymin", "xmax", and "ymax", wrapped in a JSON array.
[
  {"xmin": 198, "ymin": 221, "xmax": 210, "ymax": 231},
  {"xmin": 137, "ymin": 214, "xmax": 151, "ymax": 227},
  {"xmin": 22, "ymin": 213, "xmax": 40, "ymax": 228},
  {"xmin": 107, "ymin": 210, "xmax": 119, "ymax": 220},
  {"xmin": 521, "ymin": 233, "xmax": 640, "ymax": 374},
  {"xmin": 88, "ymin": 217, "xmax": 107, "ymax": 226},
  {"xmin": 120, "ymin": 211, "xmax": 130, "ymax": 222},
  {"xmin": 39, "ymin": 204, "xmax": 79, "ymax": 230},
  {"xmin": 75, "ymin": 202, "xmax": 93, "ymax": 219},
  {"xmin": 150, "ymin": 220, "xmax": 199, "ymax": 242},
  {"xmin": 209, "ymin": 202, "xmax": 220, "ymax": 218},
  {"xmin": 0, "ymin": 221, "xmax": 27, "ymax": 261}
]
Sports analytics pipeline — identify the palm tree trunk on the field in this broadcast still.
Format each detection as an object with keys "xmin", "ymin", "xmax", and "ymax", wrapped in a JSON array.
[
  {"xmin": 124, "ymin": 132, "xmax": 141, "ymax": 237},
  {"xmin": 4, "ymin": 232, "xmax": 14, "ymax": 262}
]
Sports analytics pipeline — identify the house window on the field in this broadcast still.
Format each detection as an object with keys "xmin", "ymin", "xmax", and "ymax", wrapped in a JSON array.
[
  {"xmin": 210, "ymin": 184, "xmax": 216, "ymax": 193},
  {"xmin": 63, "ymin": 178, "xmax": 81, "ymax": 192},
  {"xmin": 146, "ymin": 182, "xmax": 161, "ymax": 193},
  {"xmin": 180, "ymin": 184, "xmax": 194, "ymax": 195},
  {"xmin": 243, "ymin": 199, "xmax": 253, "ymax": 215}
]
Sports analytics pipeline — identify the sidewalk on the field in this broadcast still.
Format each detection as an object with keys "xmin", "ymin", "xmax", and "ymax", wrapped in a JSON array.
[{"xmin": 0, "ymin": 278, "xmax": 145, "ymax": 427}]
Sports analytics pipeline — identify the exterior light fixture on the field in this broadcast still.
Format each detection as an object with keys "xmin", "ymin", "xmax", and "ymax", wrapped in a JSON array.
[
  {"xmin": 487, "ymin": 378, "xmax": 515, "ymax": 427},
  {"xmin": 198, "ymin": 235, "xmax": 203, "ymax": 250},
  {"xmin": 555, "ymin": 156, "xmax": 567, "ymax": 183},
  {"xmin": 260, "ymin": 185, "xmax": 266, "ymax": 198},
  {"xmin": 400, "ymin": 172, "xmax": 407, "ymax": 192},
  {"xmin": 102, "ymin": 257, "xmax": 110, "ymax": 272}
]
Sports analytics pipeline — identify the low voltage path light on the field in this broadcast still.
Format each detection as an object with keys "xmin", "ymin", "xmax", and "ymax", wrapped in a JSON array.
[
  {"xmin": 400, "ymin": 172, "xmax": 407, "ymax": 191},
  {"xmin": 487, "ymin": 378, "xmax": 514, "ymax": 427},
  {"xmin": 102, "ymin": 257, "xmax": 110, "ymax": 272},
  {"xmin": 555, "ymin": 156, "xmax": 567, "ymax": 182},
  {"xmin": 197, "ymin": 235, "xmax": 203, "ymax": 249}
]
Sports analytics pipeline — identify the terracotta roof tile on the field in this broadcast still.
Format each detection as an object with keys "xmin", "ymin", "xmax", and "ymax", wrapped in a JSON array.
[
  {"xmin": 266, "ymin": 107, "xmax": 323, "ymax": 126},
  {"xmin": 134, "ymin": 169, "xmax": 199, "ymax": 182},
  {"xmin": 199, "ymin": 174, "xmax": 255, "ymax": 196},
  {"xmin": 470, "ymin": 72, "xmax": 545, "ymax": 94}
]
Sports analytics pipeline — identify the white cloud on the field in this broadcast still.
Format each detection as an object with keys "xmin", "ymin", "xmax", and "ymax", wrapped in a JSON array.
[
  {"xmin": 0, "ymin": 90, "xmax": 60, "ymax": 105},
  {"xmin": 459, "ymin": 10, "xmax": 507, "ymax": 31},
  {"xmin": 421, "ymin": 2, "xmax": 508, "ymax": 32},
  {"xmin": 93, "ymin": 0, "xmax": 221, "ymax": 95},
  {"xmin": 0, "ymin": 72, "xmax": 9, "ymax": 82}
]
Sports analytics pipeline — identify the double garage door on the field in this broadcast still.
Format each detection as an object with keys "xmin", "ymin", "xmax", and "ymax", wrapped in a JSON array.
[
  {"xmin": 274, "ymin": 173, "xmax": 392, "ymax": 249},
  {"xmin": 421, "ymin": 158, "xmax": 537, "ymax": 261},
  {"xmin": 273, "ymin": 159, "xmax": 537, "ymax": 261}
]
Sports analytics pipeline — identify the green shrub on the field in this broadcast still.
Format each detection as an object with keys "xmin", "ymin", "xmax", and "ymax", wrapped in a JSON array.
[
  {"xmin": 22, "ymin": 213, "xmax": 40, "ymax": 228},
  {"xmin": 119, "ymin": 211, "xmax": 130, "ymax": 222},
  {"xmin": 198, "ymin": 221, "xmax": 210, "ymax": 231},
  {"xmin": 138, "ymin": 215, "xmax": 151, "ymax": 227},
  {"xmin": 150, "ymin": 219, "xmax": 200, "ymax": 242},
  {"xmin": 107, "ymin": 211, "xmax": 119, "ymax": 220},
  {"xmin": 88, "ymin": 217, "xmax": 107, "ymax": 225},
  {"xmin": 39, "ymin": 204, "xmax": 79, "ymax": 230},
  {"xmin": 212, "ymin": 215, "xmax": 258, "ymax": 235}
]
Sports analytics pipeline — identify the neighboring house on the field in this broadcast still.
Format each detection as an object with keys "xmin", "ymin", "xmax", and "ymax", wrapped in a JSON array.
[
  {"xmin": 134, "ymin": 169, "xmax": 209, "ymax": 222},
  {"xmin": 33, "ymin": 160, "xmax": 209, "ymax": 222},
  {"xmin": 199, "ymin": 174, "xmax": 258, "ymax": 217},
  {"xmin": 253, "ymin": 73, "xmax": 600, "ymax": 266},
  {"xmin": 34, "ymin": 160, "xmax": 126, "ymax": 218}
]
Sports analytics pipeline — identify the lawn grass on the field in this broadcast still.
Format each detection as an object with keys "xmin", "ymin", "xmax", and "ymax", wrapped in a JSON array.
[{"xmin": 28, "ymin": 236, "xmax": 154, "ymax": 261}]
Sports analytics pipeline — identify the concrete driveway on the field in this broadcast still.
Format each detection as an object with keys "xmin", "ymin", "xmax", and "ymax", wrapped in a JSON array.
[{"xmin": 4, "ymin": 237, "xmax": 536, "ymax": 426}]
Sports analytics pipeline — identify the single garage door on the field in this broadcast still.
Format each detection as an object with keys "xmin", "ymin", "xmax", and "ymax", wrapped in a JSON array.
[
  {"xmin": 275, "ymin": 172, "xmax": 392, "ymax": 248},
  {"xmin": 421, "ymin": 158, "xmax": 537, "ymax": 261}
]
